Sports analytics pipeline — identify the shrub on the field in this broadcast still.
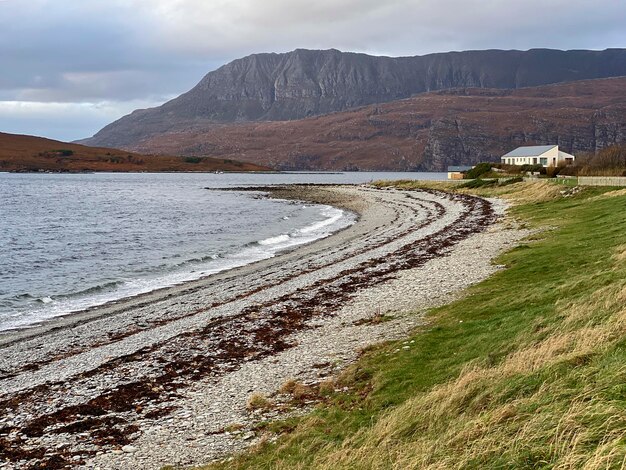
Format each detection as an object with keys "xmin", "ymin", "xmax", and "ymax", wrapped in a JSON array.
[
  {"xmin": 465, "ymin": 163, "xmax": 493, "ymax": 179},
  {"xmin": 519, "ymin": 164, "xmax": 544, "ymax": 174},
  {"xmin": 184, "ymin": 156, "xmax": 203, "ymax": 164},
  {"xmin": 574, "ymin": 145, "xmax": 626, "ymax": 176},
  {"xmin": 459, "ymin": 178, "xmax": 498, "ymax": 188},
  {"xmin": 545, "ymin": 165, "xmax": 563, "ymax": 178},
  {"xmin": 54, "ymin": 149, "xmax": 74, "ymax": 156}
]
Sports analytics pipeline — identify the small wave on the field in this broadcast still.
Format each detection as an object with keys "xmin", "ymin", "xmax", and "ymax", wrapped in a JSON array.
[
  {"xmin": 258, "ymin": 234, "xmax": 291, "ymax": 246},
  {"xmin": 299, "ymin": 207, "xmax": 344, "ymax": 234},
  {"xmin": 61, "ymin": 280, "xmax": 124, "ymax": 299},
  {"xmin": 13, "ymin": 293, "xmax": 35, "ymax": 300},
  {"xmin": 0, "ymin": 203, "xmax": 356, "ymax": 333},
  {"xmin": 177, "ymin": 253, "xmax": 220, "ymax": 267}
]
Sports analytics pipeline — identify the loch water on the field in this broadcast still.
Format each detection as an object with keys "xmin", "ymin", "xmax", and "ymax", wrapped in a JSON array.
[{"xmin": 0, "ymin": 171, "xmax": 446, "ymax": 331}]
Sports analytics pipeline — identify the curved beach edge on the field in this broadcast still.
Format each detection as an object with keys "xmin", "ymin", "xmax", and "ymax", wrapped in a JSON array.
[
  {"xmin": 0, "ymin": 184, "xmax": 530, "ymax": 469},
  {"xmin": 0, "ymin": 184, "xmax": 365, "ymax": 347}
]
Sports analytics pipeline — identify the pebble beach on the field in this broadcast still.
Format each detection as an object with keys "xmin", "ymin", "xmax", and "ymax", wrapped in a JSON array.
[{"xmin": 0, "ymin": 184, "xmax": 529, "ymax": 469}]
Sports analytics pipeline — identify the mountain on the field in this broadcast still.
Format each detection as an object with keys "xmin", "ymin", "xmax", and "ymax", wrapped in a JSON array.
[
  {"xmin": 82, "ymin": 48, "xmax": 626, "ymax": 149},
  {"xmin": 0, "ymin": 132, "xmax": 269, "ymax": 172},
  {"xmin": 123, "ymin": 77, "xmax": 626, "ymax": 171}
]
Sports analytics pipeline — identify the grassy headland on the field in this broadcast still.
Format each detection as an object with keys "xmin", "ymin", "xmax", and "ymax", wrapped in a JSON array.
[
  {"xmin": 197, "ymin": 181, "xmax": 626, "ymax": 469},
  {"xmin": 0, "ymin": 132, "xmax": 270, "ymax": 173}
]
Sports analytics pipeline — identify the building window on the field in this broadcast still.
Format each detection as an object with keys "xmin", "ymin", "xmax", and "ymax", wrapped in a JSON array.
[
  {"xmin": 533, "ymin": 157, "xmax": 537, "ymax": 164},
  {"xmin": 540, "ymin": 158, "xmax": 547, "ymax": 166}
]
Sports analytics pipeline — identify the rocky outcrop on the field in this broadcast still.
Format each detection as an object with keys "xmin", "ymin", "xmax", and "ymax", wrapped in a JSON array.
[{"xmin": 81, "ymin": 48, "xmax": 626, "ymax": 149}]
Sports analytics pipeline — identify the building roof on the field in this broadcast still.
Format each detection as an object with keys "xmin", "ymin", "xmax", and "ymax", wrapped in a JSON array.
[
  {"xmin": 447, "ymin": 165, "xmax": 474, "ymax": 172},
  {"xmin": 503, "ymin": 145, "xmax": 557, "ymax": 157}
]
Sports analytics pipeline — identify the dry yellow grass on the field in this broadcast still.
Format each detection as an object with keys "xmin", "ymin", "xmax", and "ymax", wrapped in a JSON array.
[
  {"xmin": 614, "ymin": 244, "xmax": 626, "ymax": 263},
  {"xmin": 374, "ymin": 179, "xmax": 564, "ymax": 205},
  {"xmin": 198, "ymin": 183, "xmax": 626, "ymax": 470},
  {"xmin": 307, "ymin": 258, "xmax": 626, "ymax": 469},
  {"xmin": 593, "ymin": 188, "xmax": 626, "ymax": 199},
  {"xmin": 463, "ymin": 180, "xmax": 564, "ymax": 203},
  {"xmin": 246, "ymin": 393, "xmax": 272, "ymax": 411},
  {"xmin": 278, "ymin": 379, "xmax": 298, "ymax": 395},
  {"xmin": 317, "ymin": 380, "xmax": 335, "ymax": 396},
  {"xmin": 291, "ymin": 384, "xmax": 314, "ymax": 400}
]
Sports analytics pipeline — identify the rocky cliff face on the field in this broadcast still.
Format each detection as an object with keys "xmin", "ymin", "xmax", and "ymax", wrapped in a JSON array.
[
  {"xmin": 82, "ymin": 48, "xmax": 626, "ymax": 148},
  {"xmin": 123, "ymin": 78, "xmax": 626, "ymax": 171}
]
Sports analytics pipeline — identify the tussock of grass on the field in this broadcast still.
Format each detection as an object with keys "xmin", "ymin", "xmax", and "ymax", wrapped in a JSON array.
[
  {"xmin": 372, "ymin": 179, "xmax": 564, "ymax": 205},
  {"xmin": 198, "ymin": 183, "xmax": 626, "ymax": 470},
  {"xmin": 597, "ymin": 188, "xmax": 626, "ymax": 199},
  {"xmin": 278, "ymin": 379, "xmax": 298, "ymax": 395},
  {"xmin": 290, "ymin": 384, "xmax": 315, "ymax": 401},
  {"xmin": 317, "ymin": 380, "xmax": 335, "ymax": 397},
  {"xmin": 246, "ymin": 393, "xmax": 272, "ymax": 411},
  {"xmin": 280, "ymin": 379, "xmax": 333, "ymax": 403},
  {"xmin": 465, "ymin": 180, "xmax": 565, "ymax": 204}
]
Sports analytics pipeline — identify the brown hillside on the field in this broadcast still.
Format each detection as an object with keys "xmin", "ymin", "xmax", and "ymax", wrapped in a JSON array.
[
  {"xmin": 82, "ymin": 48, "xmax": 626, "ymax": 149},
  {"xmin": 0, "ymin": 132, "xmax": 269, "ymax": 173},
  {"xmin": 127, "ymin": 77, "xmax": 626, "ymax": 171}
]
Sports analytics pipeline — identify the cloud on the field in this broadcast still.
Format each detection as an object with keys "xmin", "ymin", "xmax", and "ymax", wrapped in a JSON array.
[
  {"xmin": 0, "ymin": 0, "xmax": 624, "ymax": 140},
  {"xmin": 0, "ymin": 100, "xmax": 163, "ymax": 142},
  {"xmin": 127, "ymin": 0, "xmax": 626, "ymax": 56}
]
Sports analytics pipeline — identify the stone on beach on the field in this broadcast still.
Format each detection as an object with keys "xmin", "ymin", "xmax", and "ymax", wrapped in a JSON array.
[{"xmin": 0, "ymin": 185, "xmax": 529, "ymax": 470}]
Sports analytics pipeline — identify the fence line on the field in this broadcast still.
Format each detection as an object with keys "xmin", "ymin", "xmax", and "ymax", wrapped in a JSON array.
[{"xmin": 578, "ymin": 176, "xmax": 626, "ymax": 187}]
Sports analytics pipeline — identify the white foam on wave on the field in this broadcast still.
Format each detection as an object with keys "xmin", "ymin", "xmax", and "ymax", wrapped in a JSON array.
[
  {"xmin": 258, "ymin": 234, "xmax": 291, "ymax": 246},
  {"xmin": 298, "ymin": 206, "xmax": 345, "ymax": 234},
  {"xmin": 0, "ymin": 203, "xmax": 356, "ymax": 332}
]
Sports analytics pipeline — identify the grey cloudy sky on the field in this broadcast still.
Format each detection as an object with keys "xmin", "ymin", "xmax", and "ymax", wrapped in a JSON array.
[{"xmin": 1, "ymin": 0, "xmax": 625, "ymax": 141}]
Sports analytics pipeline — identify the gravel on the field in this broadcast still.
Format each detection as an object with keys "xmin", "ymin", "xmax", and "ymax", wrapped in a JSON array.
[{"xmin": 0, "ymin": 185, "xmax": 529, "ymax": 469}]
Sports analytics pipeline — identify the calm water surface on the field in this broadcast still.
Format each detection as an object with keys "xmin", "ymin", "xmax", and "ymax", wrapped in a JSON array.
[{"xmin": 0, "ymin": 171, "xmax": 445, "ymax": 330}]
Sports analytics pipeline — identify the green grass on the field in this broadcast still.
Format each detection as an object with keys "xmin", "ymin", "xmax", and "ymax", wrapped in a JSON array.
[
  {"xmin": 549, "ymin": 177, "xmax": 579, "ymax": 187},
  {"xmin": 458, "ymin": 177, "xmax": 523, "ymax": 189},
  {"xmin": 196, "ymin": 182, "xmax": 626, "ymax": 470}
]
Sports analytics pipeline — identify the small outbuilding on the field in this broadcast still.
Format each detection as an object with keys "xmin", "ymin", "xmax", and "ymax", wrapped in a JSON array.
[
  {"xmin": 501, "ymin": 145, "xmax": 575, "ymax": 167},
  {"xmin": 447, "ymin": 165, "xmax": 474, "ymax": 180}
]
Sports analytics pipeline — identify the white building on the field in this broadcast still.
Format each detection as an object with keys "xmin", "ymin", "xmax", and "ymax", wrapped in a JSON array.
[{"xmin": 501, "ymin": 145, "xmax": 575, "ymax": 167}]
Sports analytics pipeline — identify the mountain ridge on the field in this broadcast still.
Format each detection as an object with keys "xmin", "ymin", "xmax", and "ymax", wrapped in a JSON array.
[{"xmin": 81, "ymin": 48, "xmax": 626, "ymax": 149}]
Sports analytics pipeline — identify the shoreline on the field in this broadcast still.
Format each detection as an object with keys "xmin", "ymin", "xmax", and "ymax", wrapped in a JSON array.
[
  {"xmin": 0, "ymin": 184, "xmax": 529, "ymax": 469},
  {"xmin": 0, "ymin": 185, "xmax": 363, "ymax": 347}
]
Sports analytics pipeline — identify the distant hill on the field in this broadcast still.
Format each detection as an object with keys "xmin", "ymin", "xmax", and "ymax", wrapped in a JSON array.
[
  {"xmin": 0, "ymin": 132, "xmax": 269, "ymax": 173},
  {"xmin": 122, "ymin": 77, "xmax": 626, "ymax": 171},
  {"xmin": 81, "ymin": 48, "xmax": 626, "ymax": 149}
]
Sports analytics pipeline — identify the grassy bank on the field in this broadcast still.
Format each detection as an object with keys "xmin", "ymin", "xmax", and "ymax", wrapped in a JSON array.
[{"xmin": 198, "ymin": 181, "xmax": 626, "ymax": 469}]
